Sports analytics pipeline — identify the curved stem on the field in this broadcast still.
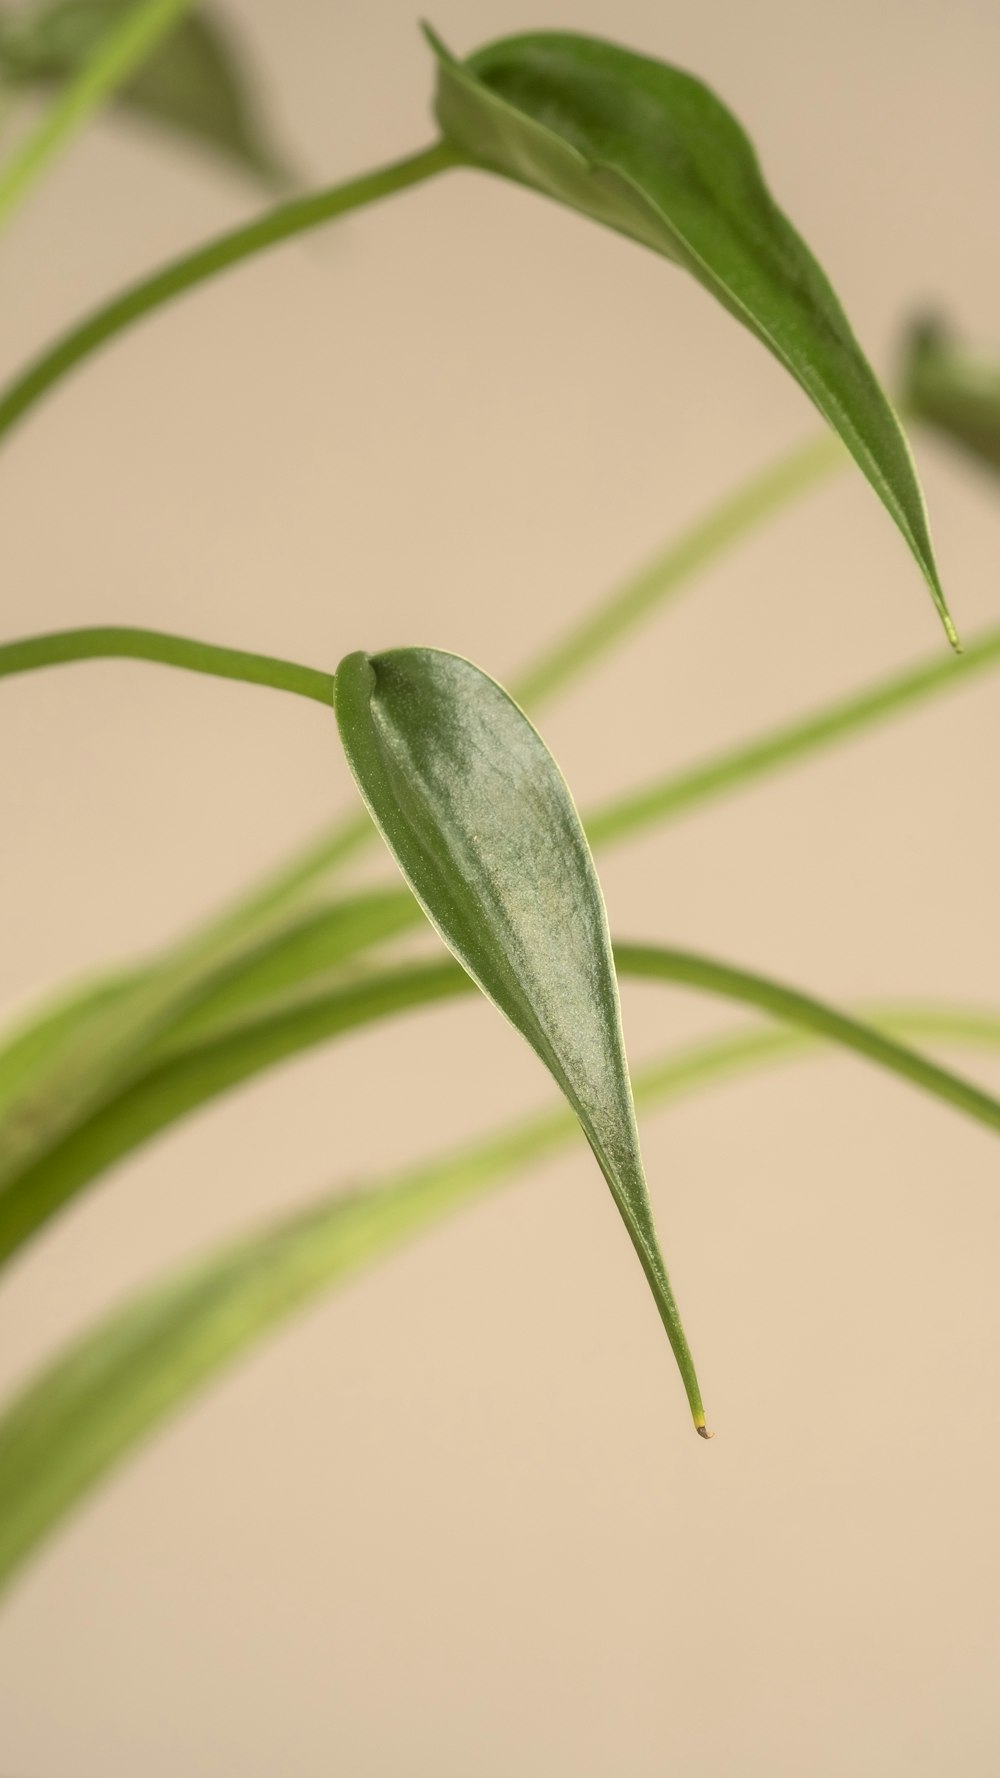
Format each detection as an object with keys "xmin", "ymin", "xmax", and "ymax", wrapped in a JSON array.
[
  {"xmin": 0, "ymin": 139, "xmax": 459, "ymax": 445},
  {"xmin": 0, "ymin": 625, "xmax": 334, "ymax": 706},
  {"xmin": 613, "ymin": 946, "xmax": 1000, "ymax": 1137},
  {"xmin": 0, "ymin": 0, "xmax": 194, "ymax": 230},
  {"xmin": 512, "ymin": 432, "xmax": 847, "ymax": 708}
]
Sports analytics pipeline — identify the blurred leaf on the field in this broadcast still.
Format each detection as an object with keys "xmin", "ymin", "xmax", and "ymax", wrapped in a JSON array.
[
  {"xmin": 0, "ymin": 0, "xmax": 195, "ymax": 225},
  {"xmin": 0, "ymin": 0, "xmax": 290, "ymax": 184},
  {"xmin": 426, "ymin": 25, "xmax": 955, "ymax": 645},
  {"xmin": 901, "ymin": 316, "xmax": 1000, "ymax": 478},
  {"xmin": 0, "ymin": 958, "xmax": 465, "ymax": 1267},
  {"xmin": 334, "ymin": 645, "xmax": 710, "ymax": 1432},
  {"xmin": 0, "ymin": 893, "xmax": 425, "ymax": 1265},
  {"xmin": 3, "ymin": 999, "xmax": 1000, "ymax": 1593}
]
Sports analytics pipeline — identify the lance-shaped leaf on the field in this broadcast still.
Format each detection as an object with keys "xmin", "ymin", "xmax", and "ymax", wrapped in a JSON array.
[
  {"xmin": 901, "ymin": 317, "xmax": 1000, "ymax": 480},
  {"xmin": 0, "ymin": 0, "xmax": 290, "ymax": 185},
  {"xmin": 425, "ymin": 25, "xmax": 955, "ymax": 646},
  {"xmin": 334, "ymin": 645, "xmax": 709, "ymax": 1434}
]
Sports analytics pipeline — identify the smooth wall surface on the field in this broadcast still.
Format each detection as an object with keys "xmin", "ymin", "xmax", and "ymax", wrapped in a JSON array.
[{"xmin": 2, "ymin": 1, "xmax": 1000, "ymax": 1771}]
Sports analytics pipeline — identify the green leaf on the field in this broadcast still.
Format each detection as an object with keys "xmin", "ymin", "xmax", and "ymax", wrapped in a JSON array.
[
  {"xmin": 0, "ymin": 892, "xmax": 427, "ymax": 1265},
  {"xmin": 334, "ymin": 645, "xmax": 710, "ymax": 1434},
  {"xmin": 0, "ymin": 958, "xmax": 466, "ymax": 1266},
  {"xmin": 0, "ymin": 0, "xmax": 194, "ymax": 226},
  {"xmin": 425, "ymin": 24, "xmax": 955, "ymax": 646},
  {"xmin": 3, "ymin": 999, "xmax": 1000, "ymax": 1594},
  {"xmin": 901, "ymin": 316, "xmax": 1000, "ymax": 479},
  {"xmin": 0, "ymin": 0, "xmax": 290, "ymax": 185},
  {"xmin": 6, "ymin": 614, "xmax": 1000, "ymax": 1237}
]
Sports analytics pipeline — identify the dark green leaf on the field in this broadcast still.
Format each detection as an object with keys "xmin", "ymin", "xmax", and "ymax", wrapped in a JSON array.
[
  {"xmin": 0, "ymin": 0, "xmax": 290, "ymax": 184},
  {"xmin": 334, "ymin": 645, "xmax": 710, "ymax": 1433},
  {"xmin": 901, "ymin": 316, "xmax": 1000, "ymax": 479},
  {"xmin": 425, "ymin": 24, "xmax": 955, "ymax": 645}
]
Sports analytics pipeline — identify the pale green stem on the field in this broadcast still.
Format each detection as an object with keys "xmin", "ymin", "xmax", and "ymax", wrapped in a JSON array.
[
  {"xmin": 0, "ymin": 0, "xmax": 195, "ymax": 230},
  {"xmin": 511, "ymin": 432, "xmax": 848, "ymax": 707},
  {"xmin": 585, "ymin": 625, "xmax": 1000, "ymax": 849},
  {"xmin": 0, "ymin": 138, "xmax": 459, "ymax": 443}
]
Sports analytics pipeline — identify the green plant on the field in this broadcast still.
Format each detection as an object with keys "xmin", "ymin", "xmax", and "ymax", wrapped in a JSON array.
[{"xmin": 1, "ymin": 0, "xmax": 999, "ymax": 1614}]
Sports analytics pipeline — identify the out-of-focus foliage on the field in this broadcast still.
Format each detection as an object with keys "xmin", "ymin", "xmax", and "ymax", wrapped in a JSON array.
[
  {"xmin": 902, "ymin": 317, "xmax": 1000, "ymax": 479},
  {"xmin": 0, "ymin": 0, "xmax": 290, "ymax": 183}
]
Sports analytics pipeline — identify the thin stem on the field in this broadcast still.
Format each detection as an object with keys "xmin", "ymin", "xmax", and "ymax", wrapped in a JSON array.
[
  {"xmin": 0, "ymin": 0, "xmax": 195, "ymax": 230},
  {"xmin": 511, "ymin": 432, "xmax": 847, "ymax": 708},
  {"xmin": 585, "ymin": 623, "xmax": 1000, "ymax": 849},
  {"xmin": 614, "ymin": 946, "xmax": 1000, "ymax": 1138},
  {"xmin": 0, "ymin": 625, "xmax": 334, "ymax": 706},
  {"xmin": 0, "ymin": 139, "xmax": 459, "ymax": 445}
]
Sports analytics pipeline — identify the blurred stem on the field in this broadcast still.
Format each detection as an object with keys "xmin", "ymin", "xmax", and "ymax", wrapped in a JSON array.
[
  {"xmin": 512, "ymin": 432, "xmax": 847, "ymax": 707},
  {"xmin": 0, "ymin": 138, "xmax": 460, "ymax": 442},
  {"xmin": 0, "ymin": 0, "xmax": 195, "ymax": 231},
  {"xmin": 585, "ymin": 624, "xmax": 1000, "ymax": 849}
]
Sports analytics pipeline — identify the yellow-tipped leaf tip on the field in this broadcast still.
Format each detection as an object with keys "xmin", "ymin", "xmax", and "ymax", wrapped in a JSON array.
[{"xmin": 943, "ymin": 611, "xmax": 962, "ymax": 653}]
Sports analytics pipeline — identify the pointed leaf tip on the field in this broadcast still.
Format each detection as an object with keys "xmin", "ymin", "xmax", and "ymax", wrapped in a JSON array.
[
  {"xmin": 424, "ymin": 24, "xmax": 955, "ymax": 641},
  {"xmin": 333, "ymin": 644, "xmax": 708, "ymax": 1429}
]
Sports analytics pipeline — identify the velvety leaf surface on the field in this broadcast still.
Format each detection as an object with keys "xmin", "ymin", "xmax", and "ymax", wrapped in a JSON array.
[
  {"xmin": 902, "ymin": 317, "xmax": 1000, "ymax": 477},
  {"xmin": 334, "ymin": 645, "xmax": 709, "ymax": 1431},
  {"xmin": 0, "ymin": 0, "xmax": 289, "ymax": 182},
  {"xmin": 426, "ymin": 25, "xmax": 954, "ymax": 643}
]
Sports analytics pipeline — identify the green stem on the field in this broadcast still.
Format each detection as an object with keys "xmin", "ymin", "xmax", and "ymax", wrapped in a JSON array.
[
  {"xmin": 0, "ymin": 0, "xmax": 195, "ymax": 230},
  {"xmin": 614, "ymin": 946, "xmax": 1000, "ymax": 1137},
  {"xmin": 512, "ymin": 432, "xmax": 847, "ymax": 707},
  {"xmin": 0, "ymin": 625, "xmax": 334, "ymax": 706},
  {"xmin": 586, "ymin": 624, "xmax": 1000, "ymax": 849},
  {"xmin": 0, "ymin": 139, "xmax": 459, "ymax": 444},
  {"xmin": 6, "ymin": 619, "xmax": 1000, "ymax": 891}
]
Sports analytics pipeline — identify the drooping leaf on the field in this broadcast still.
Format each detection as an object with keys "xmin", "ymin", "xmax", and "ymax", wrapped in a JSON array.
[
  {"xmin": 901, "ymin": 316, "xmax": 1000, "ymax": 479},
  {"xmin": 0, "ymin": 0, "xmax": 291, "ymax": 184},
  {"xmin": 425, "ymin": 25, "xmax": 956, "ymax": 646},
  {"xmin": 3, "ymin": 998, "xmax": 1000, "ymax": 1595},
  {"xmin": 6, "ymin": 614, "xmax": 1000, "ymax": 1246},
  {"xmin": 334, "ymin": 645, "xmax": 710, "ymax": 1432}
]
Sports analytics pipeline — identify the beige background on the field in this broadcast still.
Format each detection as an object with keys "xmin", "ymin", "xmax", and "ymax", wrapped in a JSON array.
[{"xmin": 2, "ymin": 0, "xmax": 1000, "ymax": 1771}]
